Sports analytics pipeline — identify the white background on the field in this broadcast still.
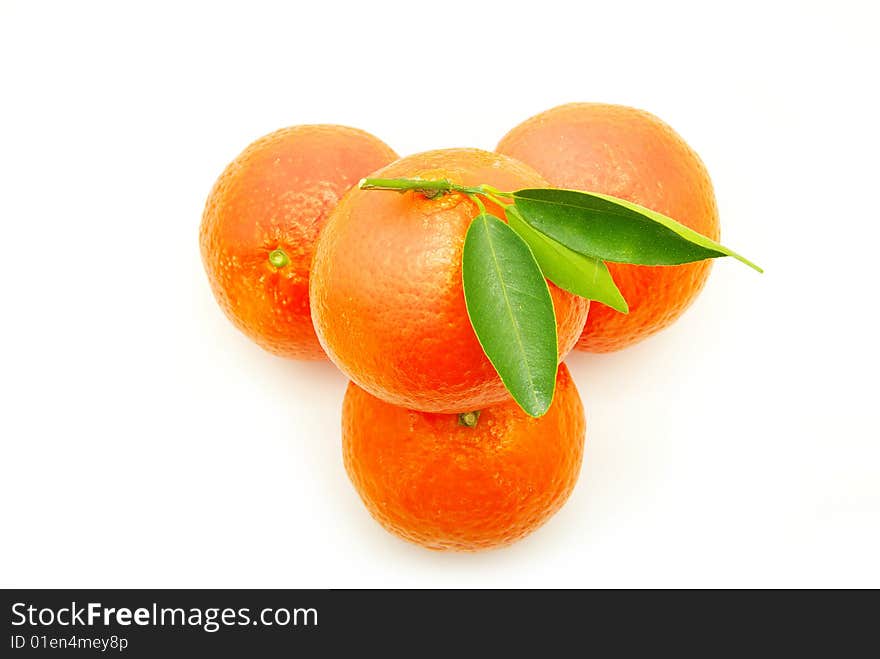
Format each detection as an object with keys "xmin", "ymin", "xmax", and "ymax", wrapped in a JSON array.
[{"xmin": 1, "ymin": 0, "xmax": 878, "ymax": 588}]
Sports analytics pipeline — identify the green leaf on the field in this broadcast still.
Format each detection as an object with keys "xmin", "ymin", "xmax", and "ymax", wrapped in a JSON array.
[
  {"xmin": 513, "ymin": 188, "xmax": 763, "ymax": 272},
  {"xmin": 505, "ymin": 206, "xmax": 628, "ymax": 313},
  {"xmin": 462, "ymin": 213, "xmax": 558, "ymax": 417}
]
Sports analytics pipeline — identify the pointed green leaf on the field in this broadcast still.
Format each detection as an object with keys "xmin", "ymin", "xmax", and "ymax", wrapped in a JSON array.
[
  {"xmin": 462, "ymin": 213, "xmax": 558, "ymax": 417},
  {"xmin": 505, "ymin": 205, "xmax": 628, "ymax": 313},
  {"xmin": 513, "ymin": 188, "xmax": 762, "ymax": 272}
]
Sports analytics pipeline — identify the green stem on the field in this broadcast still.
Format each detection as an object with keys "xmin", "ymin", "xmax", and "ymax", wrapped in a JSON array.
[
  {"xmin": 481, "ymin": 185, "xmax": 513, "ymax": 199},
  {"xmin": 360, "ymin": 177, "xmax": 452, "ymax": 193},
  {"xmin": 484, "ymin": 192, "xmax": 513, "ymax": 209},
  {"xmin": 359, "ymin": 177, "xmax": 485, "ymax": 198},
  {"xmin": 470, "ymin": 193, "xmax": 487, "ymax": 215},
  {"xmin": 360, "ymin": 176, "xmax": 516, "ymax": 216}
]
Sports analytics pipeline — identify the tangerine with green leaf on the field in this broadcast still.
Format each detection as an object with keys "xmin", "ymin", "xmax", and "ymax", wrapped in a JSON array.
[
  {"xmin": 343, "ymin": 363, "xmax": 585, "ymax": 551},
  {"xmin": 200, "ymin": 124, "xmax": 398, "ymax": 359},
  {"xmin": 309, "ymin": 148, "xmax": 589, "ymax": 413},
  {"xmin": 497, "ymin": 103, "xmax": 721, "ymax": 353}
]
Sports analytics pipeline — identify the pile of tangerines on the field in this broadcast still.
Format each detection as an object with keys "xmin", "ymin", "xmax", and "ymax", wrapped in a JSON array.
[{"xmin": 200, "ymin": 103, "xmax": 730, "ymax": 551}]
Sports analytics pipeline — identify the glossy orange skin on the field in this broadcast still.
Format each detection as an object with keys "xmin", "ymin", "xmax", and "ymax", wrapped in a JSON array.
[
  {"xmin": 310, "ymin": 148, "xmax": 589, "ymax": 413},
  {"xmin": 200, "ymin": 125, "xmax": 398, "ymax": 359},
  {"xmin": 497, "ymin": 103, "xmax": 720, "ymax": 353},
  {"xmin": 343, "ymin": 363, "xmax": 585, "ymax": 551}
]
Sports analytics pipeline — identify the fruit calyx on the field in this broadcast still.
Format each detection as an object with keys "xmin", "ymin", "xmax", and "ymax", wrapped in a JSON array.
[
  {"xmin": 458, "ymin": 411, "xmax": 481, "ymax": 428},
  {"xmin": 268, "ymin": 248, "xmax": 290, "ymax": 268}
]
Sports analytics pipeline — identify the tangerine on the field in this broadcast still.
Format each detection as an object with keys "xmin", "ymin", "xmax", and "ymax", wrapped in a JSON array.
[
  {"xmin": 343, "ymin": 363, "xmax": 585, "ymax": 551},
  {"xmin": 497, "ymin": 103, "xmax": 720, "ymax": 352},
  {"xmin": 200, "ymin": 124, "xmax": 398, "ymax": 358},
  {"xmin": 310, "ymin": 148, "xmax": 589, "ymax": 412}
]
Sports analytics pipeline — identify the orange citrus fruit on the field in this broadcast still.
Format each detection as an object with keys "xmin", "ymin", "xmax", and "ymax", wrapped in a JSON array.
[
  {"xmin": 200, "ymin": 124, "xmax": 398, "ymax": 359},
  {"xmin": 497, "ymin": 103, "xmax": 720, "ymax": 353},
  {"xmin": 343, "ymin": 363, "xmax": 585, "ymax": 551},
  {"xmin": 310, "ymin": 148, "xmax": 589, "ymax": 413}
]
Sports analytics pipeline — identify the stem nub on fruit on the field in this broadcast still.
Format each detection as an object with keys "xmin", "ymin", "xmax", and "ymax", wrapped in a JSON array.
[
  {"xmin": 268, "ymin": 248, "xmax": 290, "ymax": 268},
  {"xmin": 458, "ymin": 411, "xmax": 481, "ymax": 428}
]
